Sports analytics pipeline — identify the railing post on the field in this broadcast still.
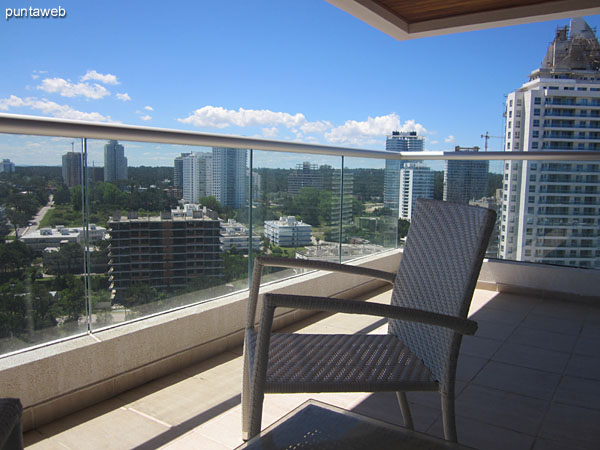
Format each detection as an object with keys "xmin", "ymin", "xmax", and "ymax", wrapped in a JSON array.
[
  {"xmin": 248, "ymin": 149, "xmax": 254, "ymax": 282},
  {"xmin": 338, "ymin": 156, "xmax": 344, "ymax": 264}
]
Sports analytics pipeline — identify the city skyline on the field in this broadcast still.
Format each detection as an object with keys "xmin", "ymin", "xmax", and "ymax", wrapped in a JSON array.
[{"xmin": 0, "ymin": 2, "xmax": 598, "ymax": 169}]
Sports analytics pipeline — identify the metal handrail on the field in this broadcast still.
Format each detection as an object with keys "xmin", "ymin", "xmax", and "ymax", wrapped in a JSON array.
[{"xmin": 1, "ymin": 113, "xmax": 600, "ymax": 161}]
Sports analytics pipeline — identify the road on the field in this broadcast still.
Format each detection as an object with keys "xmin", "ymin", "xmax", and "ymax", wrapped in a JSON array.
[{"xmin": 20, "ymin": 195, "xmax": 54, "ymax": 237}]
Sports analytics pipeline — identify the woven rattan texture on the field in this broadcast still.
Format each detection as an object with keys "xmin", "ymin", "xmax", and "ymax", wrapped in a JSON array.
[
  {"xmin": 249, "ymin": 332, "xmax": 437, "ymax": 393},
  {"xmin": 388, "ymin": 199, "xmax": 493, "ymax": 385}
]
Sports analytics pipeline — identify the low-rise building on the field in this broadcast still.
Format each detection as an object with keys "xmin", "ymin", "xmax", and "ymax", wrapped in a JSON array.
[
  {"xmin": 21, "ymin": 224, "xmax": 106, "ymax": 253},
  {"xmin": 264, "ymin": 216, "xmax": 312, "ymax": 247},
  {"xmin": 220, "ymin": 219, "xmax": 260, "ymax": 252}
]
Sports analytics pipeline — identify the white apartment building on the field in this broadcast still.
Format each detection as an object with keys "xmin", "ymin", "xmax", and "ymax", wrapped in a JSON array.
[
  {"xmin": 383, "ymin": 131, "xmax": 425, "ymax": 217},
  {"xmin": 500, "ymin": 18, "xmax": 600, "ymax": 269},
  {"xmin": 220, "ymin": 219, "xmax": 261, "ymax": 252},
  {"xmin": 399, "ymin": 163, "xmax": 434, "ymax": 221},
  {"xmin": 21, "ymin": 224, "xmax": 106, "ymax": 253},
  {"xmin": 264, "ymin": 216, "xmax": 312, "ymax": 247},
  {"xmin": 182, "ymin": 152, "xmax": 212, "ymax": 204},
  {"xmin": 211, "ymin": 147, "xmax": 247, "ymax": 209}
]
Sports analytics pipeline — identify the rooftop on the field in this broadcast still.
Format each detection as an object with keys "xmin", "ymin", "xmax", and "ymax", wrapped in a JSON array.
[{"xmin": 23, "ymin": 286, "xmax": 600, "ymax": 450}]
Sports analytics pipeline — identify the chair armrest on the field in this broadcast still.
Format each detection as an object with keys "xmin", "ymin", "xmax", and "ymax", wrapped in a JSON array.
[
  {"xmin": 245, "ymin": 256, "xmax": 396, "ymax": 332},
  {"xmin": 263, "ymin": 293, "xmax": 478, "ymax": 335},
  {"xmin": 255, "ymin": 256, "xmax": 397, "ymax": 283}
]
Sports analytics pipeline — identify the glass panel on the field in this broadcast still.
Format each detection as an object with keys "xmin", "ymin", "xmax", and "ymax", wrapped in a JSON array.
[
  {"xmin": 497, "ymin": 158, "xmax": 600, "ymax": 269},
  {"xmin": 0, "ymin": 134, "xmax": 89, "ymax": 355},
  {"xmin": 340, "ymin": 157, "xmax": 397, "ymax": 262},
  {"xmin": 85, "ymin": 140, "xmax": 251, "ymax": 327},
  {"xmin": 252, "ymin": 151, "xmax": 343, "ymax": 282}
]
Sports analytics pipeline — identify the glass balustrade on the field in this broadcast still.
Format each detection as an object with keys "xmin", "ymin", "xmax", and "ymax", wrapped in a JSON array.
[{"xmin": 1, "ymin": 126, "xmax": 599, "ymax": 356}]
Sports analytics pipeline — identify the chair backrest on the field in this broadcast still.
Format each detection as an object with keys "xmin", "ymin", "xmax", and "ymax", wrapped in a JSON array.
[{"xmin": 388, "ymin": 199, "xmax": 496, "ymax": 387}]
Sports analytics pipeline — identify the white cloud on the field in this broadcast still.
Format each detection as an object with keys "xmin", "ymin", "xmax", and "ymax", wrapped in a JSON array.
[
  {"xmin": 81, "ymin": 70, "xmax": 119, "ymax": 85},
  {"xmin": 116, "ymin": 92, "xmax": 131, "ymax": 101},
  {"xmin": 430, "ymin": 140, "xmax": 439, "ymax": 145},
  {"xmin": 31, "ymin": 70, "xmax": 47, "ymax": 80},
  {"xmin": 444, "ymin": 135, "xmax": 455, "ymax": 143},
  {"xmin": 261, "ymin": 127, "xmax": 278, "ymax": 138},
  {"xmin": 37, "ymin": 77, "xmax": 110, "ymax": 99},
  {"xmin": 325, "ymin": 114, "xmax": 427, "ymax": 146},
  {"xmin": 300, "ymin": 120, "xmax": 332, "ymax": 134},
  {"xmin": 0, "ymin": 94, "xmax": 113, "ymax": 122},
  {"xmin": 144, "ymin": 105, "xmax": 154, "ymax": 111},
  {"xmin": 178, "ymin": 106, "xmax": 306, "ymax": 129},
  {"xmin": 140, "ymin": 115, "xmax": 152, "ymax": 121}
]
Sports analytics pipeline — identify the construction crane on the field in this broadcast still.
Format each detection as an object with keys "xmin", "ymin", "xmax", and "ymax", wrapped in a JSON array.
[{"xmin": 480, "ymin": 131, "xmax": 503, "ymax": 151}]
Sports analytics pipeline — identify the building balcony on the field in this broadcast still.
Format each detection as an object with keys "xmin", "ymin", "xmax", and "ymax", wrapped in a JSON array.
[
  {"xmin": 543, "ymin": 122, "xmax": 600, "ymax": 130},
  {"xmin": 16, "ymin": 259, "xmax": 600, "ymax": 450},
  {"xmin": 1, "ymin": 113, "xmax": 600, "ymax": 449}
]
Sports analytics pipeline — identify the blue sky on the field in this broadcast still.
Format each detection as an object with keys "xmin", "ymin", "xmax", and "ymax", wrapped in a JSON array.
[{"xmin": 1, "ymin": 1, "xmax": 599, "ymax": 170}]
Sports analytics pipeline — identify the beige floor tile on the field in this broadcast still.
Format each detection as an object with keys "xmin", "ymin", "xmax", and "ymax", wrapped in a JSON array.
[
  {"xmin": 119, "ymin": 374, "xmax": 241, "ymax": 427},
  {"xmin": 160, "ymin": 430, "xmax": 231, "ymax": 450},
  {"xmin": 24, "ymin": 434, "xmax": 69, "ymax": 450},
  {"xmin": 182, "ymin": 351, "xmax": 243, "ymax": 379},
  {"xmin": 37, "ymin": 399, "xmax": 169, "ymax": 450},
  {"xmin": 469, "ymin": 290, "xmax": 499, "ymax": 316},
  {"xmin": 192, "ymin": 408, "xmax": 244, "ymax": 449},
  {"xmin": 24, "ymin": 289, "xmax": 599, "ymax": 450}
]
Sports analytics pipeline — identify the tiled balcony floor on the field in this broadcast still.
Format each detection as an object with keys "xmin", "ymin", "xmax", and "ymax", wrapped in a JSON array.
[{"xmin": 24, "ymin": 288, "xmax": 600, "ymax": 450}]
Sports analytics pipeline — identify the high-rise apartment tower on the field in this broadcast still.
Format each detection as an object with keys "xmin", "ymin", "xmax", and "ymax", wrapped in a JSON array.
[
  {"xmin": 500, "ymin": 18, "xmax": 600, "ymax": 269},
  {"xmin": 62, "ymin": 151, "xmax": 82, "ymax": 187},
  {"xmin": 211, "ymin": 148, "xmax": 247, "ymax": 209},
  {"xmin": 103, "ymin": 140, "xmax": 128, "ymax": 183},
  {"xmin": 383, "ymin": 131, "xmax": 425, "ymax": 217}
]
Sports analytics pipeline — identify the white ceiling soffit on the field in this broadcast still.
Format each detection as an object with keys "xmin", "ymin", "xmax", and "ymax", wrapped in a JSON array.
[{"xmin": 326, "ymin": 0, "xmax": 600, "ymax": 41}]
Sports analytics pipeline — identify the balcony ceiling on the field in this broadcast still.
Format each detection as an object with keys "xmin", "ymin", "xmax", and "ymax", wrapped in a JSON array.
[{"xmin": 326, "ymin": 0, "xmax": 600, "ymax": 40}]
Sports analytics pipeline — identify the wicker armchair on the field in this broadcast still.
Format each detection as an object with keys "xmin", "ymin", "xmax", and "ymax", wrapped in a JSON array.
[{"xmin": 242, "ymin": 199, "xmax": 496, "ymax": 442}]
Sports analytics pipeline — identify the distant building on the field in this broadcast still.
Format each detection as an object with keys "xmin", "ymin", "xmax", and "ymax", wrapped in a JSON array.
[
  {"xmin": 107, "ymin": 212, "xmax": 222, "ymax": 300},
  {"xmin": 21, "ymin": 224, "xmax": 106, "ymax": 253},
  {"xmin": 212, "ymin": 147, "xmax": 247, "ymax": 209},
  {"xmin": 173, "ymin": 153, "xmax": 190, "ymax": 189},
  {"xmin": 182, "ymin": 152, "xmax": 212, "ymax": 203},
  {"xmin": 0, "ymin": 159, "xmax": 15, "ymax": 173},
  {"xmin": 329, "ymin": 170, "xmax": 354, "ymax": 241},
  {"xmin": 220, "ymin": 219, "xmax": 261, "ymax": 252},
  {"xmin": 443, "ymin": 147, "xmax": 489, "ymax": 203},
  {"xmin": 500, "ymin": 18, "xmax": 600, "ymax": 269},
  {"xmin": 470, "ymin": 196, "xmax": 501, "ymax": 258},
  {"xmin": 264, "ymin": 216, "xmax": 312, "ymax": 247},
  {"xmin": 250, "ymin": 170, "xmax": 261, "ymax": 202},
  {"xmin": 62, "ymin": 151, "xmax": 83, "ymax": 187},
  {"xmin": 171, "ymin": 203, "xmax": 218, "ymax": 220},
  {"xmin": 288, "ymin": 162, "xmax": 323, "ymax": 195},
  {"xmin": 103, "ymin": 140, "xmax": 128, "ymax": 183},
  {"xmin": 383, "ymin": 131, "xmax": 425, "ymax": 217},
  {"xmin": 399, "ymin": 163, "xmax": 434, "ymax": 221}
]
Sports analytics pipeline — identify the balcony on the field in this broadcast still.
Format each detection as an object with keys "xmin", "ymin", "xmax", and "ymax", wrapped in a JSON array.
[
  {"xmin": 20, "ymin": 280, "xmax": 600, "ymax": 450},
  {"xmin": 1, "ymin": 111, "xmax": 600, "ymax": 449}
]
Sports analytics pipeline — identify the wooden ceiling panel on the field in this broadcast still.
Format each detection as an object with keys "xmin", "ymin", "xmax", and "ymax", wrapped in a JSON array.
[
  {"xmin": 380, "ymin": 0, "xmax": 551, "ymax": 23},
  {"xmin": 327, "ymin": 0, "xmax": 600, "ymax": 41}
]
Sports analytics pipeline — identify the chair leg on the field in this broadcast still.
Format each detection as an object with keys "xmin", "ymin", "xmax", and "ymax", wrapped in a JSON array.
[
  {"xmin": 247, "ymin": 383, "xmax": 265, "ymax": 440},
  {"xmin": 396, "ymin": 392, "xmax": 414, "ymax": 430},
  {"xmin": 441, "ymin": 390, "xmax": 457, "ymax": 443},
  {"xmin": 241, "ymin": 345, "xmax": 251, "ymax": 441}
]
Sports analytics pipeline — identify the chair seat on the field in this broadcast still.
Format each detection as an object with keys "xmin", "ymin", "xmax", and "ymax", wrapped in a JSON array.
[{"xmin": 248, "ymin": 331, "xmax": 438, "ymax": 393}]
